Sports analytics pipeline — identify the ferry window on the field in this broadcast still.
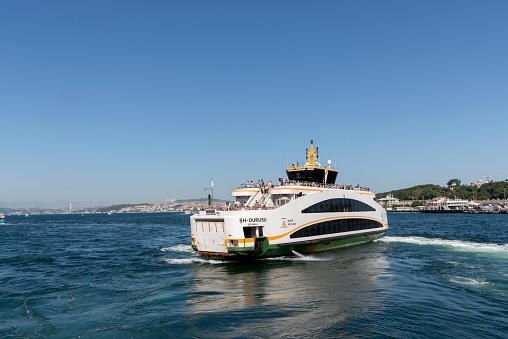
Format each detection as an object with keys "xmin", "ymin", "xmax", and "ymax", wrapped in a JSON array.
[
  {"xmin": 244, "ymin": 227, "xmax": 254, "ymax": 238},
  {"xmin": 290, "ymin": 218, "xmax": 383, "ymax": 239},
  {"xmin": 243, "ymin": 226, "xmax": 264, "ymax": 238},
  {"xmin": 302, "ymin": 198, "xmax": 375, "ymax": 213}
]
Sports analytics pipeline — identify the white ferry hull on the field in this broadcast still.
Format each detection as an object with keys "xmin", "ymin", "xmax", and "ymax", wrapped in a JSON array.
[{"xmin": 191, "ymin": 188, "xmax": 388, "ymax": 260}]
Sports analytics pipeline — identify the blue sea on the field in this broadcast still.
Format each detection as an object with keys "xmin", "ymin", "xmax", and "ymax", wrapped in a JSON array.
[{"xmin": 1, "ymin": 212, "xmax": 507, "ymax": 338}]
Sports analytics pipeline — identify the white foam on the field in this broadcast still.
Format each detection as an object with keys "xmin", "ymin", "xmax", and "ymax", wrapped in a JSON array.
[
  {"xmin": 160, "ymin": 244, "xmax": 194, "ymax": 253},
  {"xmin": 162, "ymin": 257, "xmax": 224, "ymax": 265},
  {"xmin": 378, "ymin": 236, "xmax": 508, "ymax": 254},
  {"xmin": 264, "ymin": 251, "xmax": 330, "ymax": 262},
  {"xmin": 450, "ymin": 276, "xmax": 490, "ymax": 286}
]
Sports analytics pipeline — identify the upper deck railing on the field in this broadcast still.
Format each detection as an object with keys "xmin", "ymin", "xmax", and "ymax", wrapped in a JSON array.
[{"xmin": 238, "ymin": 180, "xmax": 370, "ymax": 192}]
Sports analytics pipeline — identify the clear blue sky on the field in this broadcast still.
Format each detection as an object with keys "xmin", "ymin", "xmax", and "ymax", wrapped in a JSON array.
[{"xmin": 1, "ymin": 1, "xmax": 507, "ymax": 208}]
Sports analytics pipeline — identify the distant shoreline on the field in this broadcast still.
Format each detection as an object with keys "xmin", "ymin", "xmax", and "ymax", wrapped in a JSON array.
[{"xmin": 0, "ymin": 199, "xmax": 228, "ymax": 216}]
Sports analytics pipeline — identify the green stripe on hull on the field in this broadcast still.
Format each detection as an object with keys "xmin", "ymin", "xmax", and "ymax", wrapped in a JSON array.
[
  {"xmin": 296, "ymin": 232, "xmax": 384, "ymax": 253},
  {"xmin": 195, "ymin": 232, "xmax": 386, "ymax": 260}
]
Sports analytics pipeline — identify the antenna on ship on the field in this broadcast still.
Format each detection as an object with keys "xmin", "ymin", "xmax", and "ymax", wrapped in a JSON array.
[{"xmin": 205, "ymin": 179, "xmax": 214, "ymax": 209}]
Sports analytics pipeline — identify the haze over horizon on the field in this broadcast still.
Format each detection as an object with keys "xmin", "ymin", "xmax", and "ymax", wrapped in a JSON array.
[{"xmin": 2, "ymin": 1, "xmax": 508, "ymax": 209}]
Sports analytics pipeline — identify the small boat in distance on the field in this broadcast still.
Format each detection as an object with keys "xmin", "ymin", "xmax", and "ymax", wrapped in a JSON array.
[
  {"xmin": 190, "ymin": 141, "xmax": 389, "ymax": 260},
  {"xmin": 421, "ymin": 197, "xmax": 473, "ymax": 213},
  {"xmin": 0, "ymin": 213, "xmax": 5, "ymax": 224}
]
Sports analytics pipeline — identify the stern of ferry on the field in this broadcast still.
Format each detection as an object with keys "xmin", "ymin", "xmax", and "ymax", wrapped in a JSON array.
[{"xmin": 190, "ymin": 210, "xmax": 281, "ymax": 260}]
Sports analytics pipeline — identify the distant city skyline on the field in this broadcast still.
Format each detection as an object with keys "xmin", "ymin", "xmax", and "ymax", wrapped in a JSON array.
[{"xmin": 2, "ymin": 1, "xmax": 508, "ymax": 208}]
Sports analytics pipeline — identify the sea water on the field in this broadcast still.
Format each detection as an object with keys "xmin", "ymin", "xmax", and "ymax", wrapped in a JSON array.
[{"xmin": 1, "ymin": 212, "xmax": 507, "ymax": 338}]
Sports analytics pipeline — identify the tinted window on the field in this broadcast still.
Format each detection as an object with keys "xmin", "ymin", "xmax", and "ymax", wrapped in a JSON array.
[
  {"xmin": 290, "ymin": 218, "xmax": 382, "ymax": 238},
  {"xmin": 302, "ymin": 198, "xmax": 375, "ymax": 213}
]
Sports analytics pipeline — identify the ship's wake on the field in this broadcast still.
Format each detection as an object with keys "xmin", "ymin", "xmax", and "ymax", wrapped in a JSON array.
[
  {"xmin": 378, "ymin": 236, "xmax": 508, "ymax": 255},
  {"xmin": 263, "ymin": 250, "xmax": 331, "ymax": 262},
  {"xmin": 160, "ymin": 244, "xmax": 194, "ymax": 253}
]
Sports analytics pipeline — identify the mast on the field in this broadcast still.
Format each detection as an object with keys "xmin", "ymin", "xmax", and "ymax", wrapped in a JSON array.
[{"xmin": 307, "ymin": 140, "xmax": 318, "ymax": 165}]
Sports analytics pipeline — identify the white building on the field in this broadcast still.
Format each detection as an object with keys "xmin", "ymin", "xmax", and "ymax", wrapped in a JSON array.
[{"xmin": 377, "ymin": 194, "xmax": 400, "ymax": 207}]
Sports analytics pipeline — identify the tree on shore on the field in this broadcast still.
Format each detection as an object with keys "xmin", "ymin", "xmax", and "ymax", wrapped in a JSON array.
[
  {"xmin": 411, "ymin": 201, "xmax": 426, "ymax": 207},
  {"xmin": 376, "ymin": 181, "xmax": 508, "ymax": 201},
  {"xmin": 447, "ymin": 179, "xmax": 461, "ymax": 187}
]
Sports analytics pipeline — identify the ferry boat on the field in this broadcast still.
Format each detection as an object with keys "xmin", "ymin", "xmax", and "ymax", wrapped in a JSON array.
[
  {"xmin": 190, "ymin": 141, "xmax": 389, "ymax": 260},
  {"xmin": 0, "ymin": 213, "xmax": 5, "ymax": 224},
  {"xmin": 421, "ymin": 197, "xmax": 472, "ymax": 213}
]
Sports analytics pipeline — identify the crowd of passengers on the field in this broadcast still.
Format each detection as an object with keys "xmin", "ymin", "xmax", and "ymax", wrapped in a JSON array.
[
  {"xmin": 195, "ymin": 181, "xmax": 371, "ymax": 211},
  {"xmin": 199, "ymin": 201, "xmax": 276, "ymax": 211},
  {"xmin": 240, "ymin": 178, "xmax": 370, "ymax": 192}
]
